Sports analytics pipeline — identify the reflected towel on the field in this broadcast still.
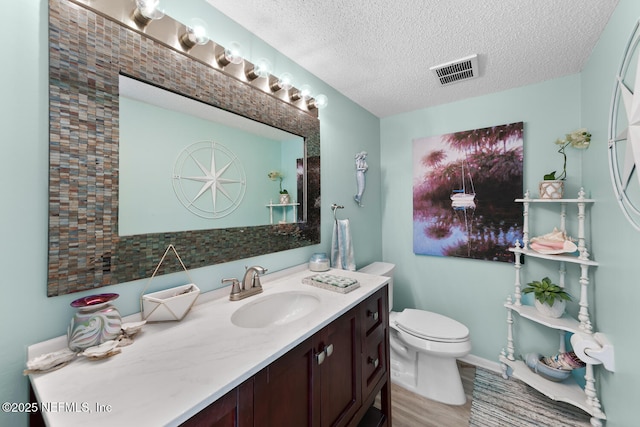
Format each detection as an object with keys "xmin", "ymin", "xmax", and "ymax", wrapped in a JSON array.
[{"xmin": 331, "ymin": 219, "xmax": 356, "ymax": 271}]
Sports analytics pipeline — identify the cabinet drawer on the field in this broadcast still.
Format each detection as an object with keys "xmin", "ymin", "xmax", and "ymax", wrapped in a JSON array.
[
  {"xmin": 362, "ymin": 325, "xmax": 386, "ymax": 398},
  {"xmin": 362, "ymin": 287, "xmax": 387, "ymax": 336}
]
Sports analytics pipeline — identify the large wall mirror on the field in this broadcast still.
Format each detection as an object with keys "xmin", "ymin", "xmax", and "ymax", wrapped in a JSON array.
[{"xmin": 48, "ymin": 0, "xmax": 320, "ymax": 296}]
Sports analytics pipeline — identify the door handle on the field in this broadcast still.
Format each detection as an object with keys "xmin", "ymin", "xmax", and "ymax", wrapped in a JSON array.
[
  {"xmin": 316, "ymin": 350, "xmax": 326, "ymax": 365},
  {"xmin": 367, "ymin": 310, "xmax": 379, "ymax": 321}
]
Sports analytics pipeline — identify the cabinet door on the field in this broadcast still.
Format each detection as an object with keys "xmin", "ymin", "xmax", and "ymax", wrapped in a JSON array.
[
  {"xmin": 254, "ymin": 336, "xmax": 320, "ymax": 427},
  {"xmin": 317, "ymin": 306, "xmax": 362, "ymax": 427},
  {"xmin": 181, "ymin": 379, "xmax": 253, "ymax": 427}
]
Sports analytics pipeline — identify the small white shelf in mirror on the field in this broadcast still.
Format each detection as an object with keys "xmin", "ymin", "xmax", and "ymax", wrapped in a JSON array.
[{"xmin": 266, "ymin": 202, "xmax": 300, "ymax": 224}]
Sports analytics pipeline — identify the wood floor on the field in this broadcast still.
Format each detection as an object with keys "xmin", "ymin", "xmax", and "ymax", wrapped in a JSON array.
[{"xmin": 376, "ymin": 361, "xmax": 476, "ymax": 427}]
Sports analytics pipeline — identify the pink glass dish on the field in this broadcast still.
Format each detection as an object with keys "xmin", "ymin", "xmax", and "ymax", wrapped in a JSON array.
[{"xmin": 70, "ymin": 293, "xmax": 119, "ymax": 308}]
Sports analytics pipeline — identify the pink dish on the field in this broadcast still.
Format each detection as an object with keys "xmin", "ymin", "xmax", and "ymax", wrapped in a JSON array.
[{"xmin": 70, "ymin": 293, "xmax": 119, "ymax": 308}]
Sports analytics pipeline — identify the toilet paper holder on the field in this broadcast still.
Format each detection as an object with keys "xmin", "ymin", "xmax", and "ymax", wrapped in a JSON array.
[{"xmin": 570, "ymin": 332, "xmax": 615, "ymax": 372}]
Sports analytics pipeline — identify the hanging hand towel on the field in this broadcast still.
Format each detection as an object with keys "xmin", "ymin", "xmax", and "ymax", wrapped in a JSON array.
[{"xmin": 331, "ymin": 219, "xmax": 356, "ymax": 271}]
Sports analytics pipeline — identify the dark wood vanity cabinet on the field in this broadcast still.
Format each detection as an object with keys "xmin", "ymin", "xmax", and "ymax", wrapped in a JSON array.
[
  {"xmin": 184, "ymin": 286, "xmax": 390, "ymax": 427},
  {"xmin": 181, "ymin": 379, "xmax": 254, "ymax": 427},
  {"xmin": 254, "ymin": 305, "xmax": 362, "ymax": 427}
]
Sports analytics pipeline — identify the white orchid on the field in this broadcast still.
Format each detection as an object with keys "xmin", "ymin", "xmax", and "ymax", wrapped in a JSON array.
[
  {"xmin": 267, "ymin": 170, "xmax": 288, "ymax": 194},
  {"xmin": 545, "ymin": 128, "xmax": 592, "ymax": 180}
]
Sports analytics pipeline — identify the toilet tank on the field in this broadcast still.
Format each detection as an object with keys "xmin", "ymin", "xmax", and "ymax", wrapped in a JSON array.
[{"xmin": 358, "ymin": 262, "xmax": 395, "ymax": 310}]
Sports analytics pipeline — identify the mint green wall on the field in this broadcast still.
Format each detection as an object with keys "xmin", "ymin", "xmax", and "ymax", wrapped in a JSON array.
[
  {"xmin": 0, "ymin": 1, "xmax": 381, "ymax": 425},
  {"xmin": 381, "ymin": 74, "xmax": 582, "ymax": 353},
  {"xmin": 380, "ymin": 1, "xmax": 638, "ymax": 425},
  {"xmin": 579, "ymin": 0, "xmax": 640, "ymax": 425}
]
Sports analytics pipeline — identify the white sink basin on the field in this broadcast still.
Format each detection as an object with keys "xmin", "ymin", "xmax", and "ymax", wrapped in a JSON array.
[{"xmin": 231, "ymin": 291, "xmax": 321, "ymax": 328}]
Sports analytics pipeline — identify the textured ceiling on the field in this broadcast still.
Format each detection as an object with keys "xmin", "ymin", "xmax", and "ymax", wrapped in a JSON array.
[{"xmin": 206, "ymin": 0, "xmax": 619, "ymax": 118}]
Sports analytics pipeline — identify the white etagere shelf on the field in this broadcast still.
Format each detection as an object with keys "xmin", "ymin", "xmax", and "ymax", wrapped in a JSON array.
[
  {"xmin": 500, "ymin": 188, "xmax": 614, "ymax": 427},
  {"xmin": 266, "ymin": 202, "xmax": 299, "ymax": 224}
]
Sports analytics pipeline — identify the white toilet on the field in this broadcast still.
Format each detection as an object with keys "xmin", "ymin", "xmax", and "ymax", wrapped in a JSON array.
[{"xmin": 358, "ymin": 262, "xmax": 471, "ymax": 405}]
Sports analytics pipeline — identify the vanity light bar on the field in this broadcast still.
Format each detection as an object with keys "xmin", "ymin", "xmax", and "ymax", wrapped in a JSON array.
[{"xmin": 68, "ymin": 0, "xmax": 327, "ymax": 115}]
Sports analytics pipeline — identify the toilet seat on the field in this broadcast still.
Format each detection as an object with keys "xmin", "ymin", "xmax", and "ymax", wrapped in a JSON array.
[{"xmin": 395, "ymin": 309, "xmax": 469, "ymax": 343}]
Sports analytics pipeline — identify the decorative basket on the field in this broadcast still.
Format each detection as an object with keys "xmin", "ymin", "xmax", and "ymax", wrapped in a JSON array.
[
  {"xmin": 538, "ymin": 180, "xmax": 564, "ymax": 199},
  {"xmin": 140, "ymin": 245, "xmax": 200, "ymax": 322},
  {"xmin": 279, "ymin": 193, "xmax": 290, "ymax": 204}
]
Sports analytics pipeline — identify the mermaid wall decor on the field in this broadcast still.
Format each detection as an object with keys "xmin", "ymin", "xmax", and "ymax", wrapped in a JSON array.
[{"xmin": 354, "ymin": 151, "xmax": 368, "ymax": 206}]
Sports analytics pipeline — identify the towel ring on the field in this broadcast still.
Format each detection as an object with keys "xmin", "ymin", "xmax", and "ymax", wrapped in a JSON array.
[{"xmin": 331, "ymin": 204, "xmax": 344, "ymax": 222}]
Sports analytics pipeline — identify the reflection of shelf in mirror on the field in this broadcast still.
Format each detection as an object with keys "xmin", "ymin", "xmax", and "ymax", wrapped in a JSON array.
[{"xmin": 266, "ymin": 203, "xmax": 300, "ymax": 224}]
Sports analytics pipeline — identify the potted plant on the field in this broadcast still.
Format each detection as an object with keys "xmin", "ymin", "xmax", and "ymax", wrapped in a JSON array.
[
  {"xmin": 522, "ymin": 277, "xmax": 572, "ymax": 318},
  {"xmin": 539, "ymin": 128, "xmax": 591, "ymax": 199},
  {"xmin": 268, "ymin": 170, "xmax": 290, "ymax": 204}
]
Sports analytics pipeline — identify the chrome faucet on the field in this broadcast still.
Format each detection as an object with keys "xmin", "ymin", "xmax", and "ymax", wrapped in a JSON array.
[
  {"xmin": 225, "ymin": 265, "xmax": 268, "ymax": 301},
  {"xmin": 243, "ymin": 265, "xmax": 267, "ymax": 290}
]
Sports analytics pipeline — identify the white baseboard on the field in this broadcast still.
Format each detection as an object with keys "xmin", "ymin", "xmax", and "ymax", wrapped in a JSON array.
[{"xmin": 458, "ymin": 354, "xmax": 502, "ymax": 374}]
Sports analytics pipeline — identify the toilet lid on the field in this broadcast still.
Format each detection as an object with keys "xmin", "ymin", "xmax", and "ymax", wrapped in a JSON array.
[{"xmin": 395, "ymin": 309, "xmax": 469, "ymax": 343}]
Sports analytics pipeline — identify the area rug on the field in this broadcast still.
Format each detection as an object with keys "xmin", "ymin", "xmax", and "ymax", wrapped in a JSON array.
[{"xmin": 469, "ymin": 367, "xmax": 591, "ymax": 426}]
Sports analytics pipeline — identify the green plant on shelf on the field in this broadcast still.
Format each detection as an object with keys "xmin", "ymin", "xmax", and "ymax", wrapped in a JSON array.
[{"xmin": 522, "ymin": 277, "xmax": 572, "ymax": 307}]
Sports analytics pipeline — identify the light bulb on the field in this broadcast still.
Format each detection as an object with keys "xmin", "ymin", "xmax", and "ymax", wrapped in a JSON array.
[
  {"xmin": 224, "ymin": 42, "xmax": 243, "ymax": 65},
  {"xmin": 253, "ymin": 58, "xmax": 272, "ymax": 78},
  {"xmin": 133, "ymin": 0, "xmax": 164, "ymax": 27},
  {"xmin": 217, "ymin": 41, "xmax": 244, "ymax": 67},
  {"xmin": 271, "ymin": 72, "xmax": 294, "ymax": 92},
  {"xmin": 189, "ymin": 20, "xmax": 209, "ymax": 45},
  {"xmin": 246, "ymin": 58, "xmax": 272, "ymax": 81},
  {"xmin": 179, "ymin": 19, "xmax": 209, "ymax": 50},
  {"xmin": 278, "ymin": 73, "xmax": 294, "ymax": 90},
  {"xmin": 309, "ymin": 94, "xmax": 328, "ymax": 110},
  {"xmin": 299, "ymin": 84, "xmax": 313, "ymax": 100}
]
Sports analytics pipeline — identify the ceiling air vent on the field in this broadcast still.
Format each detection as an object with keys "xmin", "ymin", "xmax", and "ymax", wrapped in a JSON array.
[{"xmin": 430, "ymin": 54, "xmax": 479, "ymax": 86}]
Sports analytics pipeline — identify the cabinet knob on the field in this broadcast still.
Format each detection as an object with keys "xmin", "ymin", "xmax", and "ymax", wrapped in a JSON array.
[
  {"xmin": 324, "ymin": 344, "xmax": 334, "ymax": 358},
  {"xmin": 368, "ymin": 357, "xmax": 379, "ymax": 369},
  {"xmin": 316, "ymin": 344, "xmax": 334, "ymax": 364},
  {"xmin": 367, "ymin": 310, "xmax": 379, "ymax": 321}
]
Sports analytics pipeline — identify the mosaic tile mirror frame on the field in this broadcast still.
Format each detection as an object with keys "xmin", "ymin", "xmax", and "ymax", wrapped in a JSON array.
[{"xmin": 47, "ymin": 0, "xmax": 321, "ymax": 296}]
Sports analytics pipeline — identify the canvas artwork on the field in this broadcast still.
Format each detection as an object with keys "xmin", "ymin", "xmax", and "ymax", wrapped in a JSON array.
[{"xmin": 413, "ymin": 122, "xmax": 524, "ymax": 262}]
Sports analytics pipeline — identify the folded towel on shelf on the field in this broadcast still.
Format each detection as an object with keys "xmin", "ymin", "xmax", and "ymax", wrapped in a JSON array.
[{"xmin": 331, "ymin": 218, "xmax": 356, "ymax": 271}]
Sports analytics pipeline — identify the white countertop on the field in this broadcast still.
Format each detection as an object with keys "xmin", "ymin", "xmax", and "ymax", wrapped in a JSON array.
[{"xmin": 28, "ymin": 265, "xmax": 389, "ymax": 426}]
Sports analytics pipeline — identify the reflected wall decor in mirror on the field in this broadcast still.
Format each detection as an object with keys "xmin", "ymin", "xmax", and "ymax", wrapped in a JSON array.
[
  {"xmin": 118, "ymin": 75, "xmax": 305, "ymax": 233},
  {"xmin": 48, "ymin": 0, "xmax": 321, "ymax": 296}
]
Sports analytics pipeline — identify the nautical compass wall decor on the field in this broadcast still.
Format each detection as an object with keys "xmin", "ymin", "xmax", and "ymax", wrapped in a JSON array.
[
  {"xmin": 609, "ymin": 18, "xmax": 640, "ymax": 231},
  {"xmin": 172, "ymin": 141, "xmax": 246, "ymax": 219}
]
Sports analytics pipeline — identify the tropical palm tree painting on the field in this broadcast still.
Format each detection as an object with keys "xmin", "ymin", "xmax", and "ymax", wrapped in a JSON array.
[{"xmin": 413, "ymin": 122, "xmax": 524, "ymax": 262}]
